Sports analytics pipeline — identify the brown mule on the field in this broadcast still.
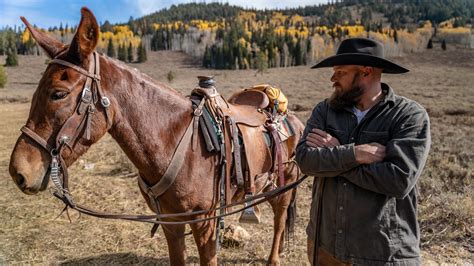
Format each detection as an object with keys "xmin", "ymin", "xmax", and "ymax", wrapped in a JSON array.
[{"xmin": 8, "ymin": 7, "xmax": 305, "ymax": 265}]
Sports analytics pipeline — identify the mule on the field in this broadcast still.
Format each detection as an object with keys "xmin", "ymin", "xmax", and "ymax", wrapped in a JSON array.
[{"xmin": 9, "ymin": 7, "xmax": 305, "ymax": 265}]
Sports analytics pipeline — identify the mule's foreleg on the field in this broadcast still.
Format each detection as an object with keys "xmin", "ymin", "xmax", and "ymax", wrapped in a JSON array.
[
  {"xmin": 190, "ymin": 218, "xmax": 217, "ymax": 266},
  {"xmin": 162, "ymin": 224, "xmax": 187, "ymax": 265},
  {"xmin": 267, "ymin": 189, "xmax": 294, "ymax": 265}
]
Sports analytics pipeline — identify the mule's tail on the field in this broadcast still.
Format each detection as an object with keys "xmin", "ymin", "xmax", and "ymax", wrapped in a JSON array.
[{"xmin": 285, "ymin": 187, "xmax": 297, "ymax": 243}]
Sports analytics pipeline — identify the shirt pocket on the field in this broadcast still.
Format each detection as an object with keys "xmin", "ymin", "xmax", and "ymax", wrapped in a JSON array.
[
  {"xmin": 326, "ymin": 127, "xmax": 349, "ymax": 144},
  {"xmin": 359, "ymin": 131, "xmax": 389, "ymax": 145}
]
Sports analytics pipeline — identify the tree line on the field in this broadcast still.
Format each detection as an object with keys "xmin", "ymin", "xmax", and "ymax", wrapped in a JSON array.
[{"xmin": 1, "ymin": 0, "xmax": 472, "ymax": 70}]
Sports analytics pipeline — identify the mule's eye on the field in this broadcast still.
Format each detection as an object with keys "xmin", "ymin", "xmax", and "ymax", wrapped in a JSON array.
[{"xmin": 51, "ymin": 91, "xmax": 69, "ymax": 100}]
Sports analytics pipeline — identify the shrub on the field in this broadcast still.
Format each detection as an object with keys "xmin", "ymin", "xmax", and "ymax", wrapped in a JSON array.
[
  {"xmin": 167, "ymin": 70, "xmax": 175, "ymax": 82},
  {"xmin": 5, "ymin": 48, "xmax": 18, "ymax": 67},
  {"xmin": 0, "ymin": 65, "xmax": 7, "ymax": 88},
  {"xmin": 137, "ymin": 43, "xmax": 147, "ymax": 63}
]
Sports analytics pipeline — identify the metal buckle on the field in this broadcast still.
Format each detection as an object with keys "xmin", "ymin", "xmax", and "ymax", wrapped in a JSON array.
[
  {"xmin": 101, "ymin": 96, "xmax": 110, "ymax": 108},
  {"xmin": 193, "ymin": 108, "xmax": 203, "ymax": 116},
  {"xmin": 81, "ymin": 87, "xmax": 92, "ymax": 103}
]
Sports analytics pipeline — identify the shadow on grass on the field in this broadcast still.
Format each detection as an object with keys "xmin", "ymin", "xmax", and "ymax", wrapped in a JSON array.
[{"xmin": 58, "ymin": 253, "xmax": 267, "ymax": 265}]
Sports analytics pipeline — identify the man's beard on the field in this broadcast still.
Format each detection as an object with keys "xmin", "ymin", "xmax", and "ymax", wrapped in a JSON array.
[{"xmin": 328, "ymin": 73, "xmax": 364, "ymax": 110}]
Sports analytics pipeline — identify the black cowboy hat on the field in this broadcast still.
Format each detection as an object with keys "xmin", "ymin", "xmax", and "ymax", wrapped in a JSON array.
[{"xmin": 311, "ymin": 38, "xmax": 409, "ymax": 74}]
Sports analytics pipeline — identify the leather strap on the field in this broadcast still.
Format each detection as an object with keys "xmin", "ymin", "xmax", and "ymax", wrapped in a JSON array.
[
  {"xmin": 61, "ymin": 174, "xmax": 308, "ymax": 225},
  {"xmin": 223, "ymin": 118, "xmax": 233, "ymax": 205},
  {"xmin": 21, "ymin": 126, "xmax": 53, "ymax": 152},
  {"xmin": 138, "ymin": 114, "xmax": 195, "ymax": 199},
  {"xmin": 268, "ymin": 124, "xmax": 285, "ymax": 187},
  {"xmin": 50, "ymin": 58, "xmax": 100, "ymax": 80},
  {"xmin": 229, "ymin": 117, "xmax": 244, "ymax": 188},
  {"xmin": 192, "ymin": 99, "xmax": 205, "ymax": 151}
]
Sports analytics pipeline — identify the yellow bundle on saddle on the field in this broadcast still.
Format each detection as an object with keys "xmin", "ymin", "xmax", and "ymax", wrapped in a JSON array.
[{"xmin": 249, "ymin": 84, "xmax": 288, "ymax": 113}]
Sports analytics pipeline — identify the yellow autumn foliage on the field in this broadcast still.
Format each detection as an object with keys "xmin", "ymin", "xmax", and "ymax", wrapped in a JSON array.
[
  {"xmin": 21, "ymin": 29, "xmax": 32, "ymax": 43},
  {"xmin": 237, "ymin": 11, "xmax": 256, "ymax": 21},
  {"xmin": 270, "ymin": 12, "xmax": 288, "ymax": 26},
  {"xmin": 97, "ymin": 25, "xmax": 141, "ymax": 49}
]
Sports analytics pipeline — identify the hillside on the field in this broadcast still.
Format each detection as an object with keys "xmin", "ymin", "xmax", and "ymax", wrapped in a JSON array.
[{"xmin": 1, "ymin": 0, "xmax": 473, "ymax": 71}]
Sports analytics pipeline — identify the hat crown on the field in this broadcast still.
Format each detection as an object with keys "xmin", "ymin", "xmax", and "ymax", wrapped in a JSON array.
[
  {"xmin": 311, "ymin": 37, "xmax": 409, "ymax": 74},
  {"xmin": 337, "ymin": 38, "xmax": 384, "ymax": 58}
]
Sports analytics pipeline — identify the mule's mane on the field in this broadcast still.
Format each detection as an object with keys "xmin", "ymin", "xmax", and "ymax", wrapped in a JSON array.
[{"xmin": 102, "ymin": 55, "xmax": 188, "ymax": 103}]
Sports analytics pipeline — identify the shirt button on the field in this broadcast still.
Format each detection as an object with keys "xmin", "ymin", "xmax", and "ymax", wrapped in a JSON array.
[
  {"xmin": 338, "ymin": 229, "xmax": 343, "ymax": 234},
  {"xmin": 343, "ymin": 182, "xmax": 347, "ymax": 186},
  {"xmin": 339, "ymin": 206, "xmax": 344, "ymax": 211}
]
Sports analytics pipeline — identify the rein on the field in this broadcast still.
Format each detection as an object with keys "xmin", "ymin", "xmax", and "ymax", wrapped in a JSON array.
[{"xmin": 19, "ymin": 52, "xmax": 308, "ymax": 226}]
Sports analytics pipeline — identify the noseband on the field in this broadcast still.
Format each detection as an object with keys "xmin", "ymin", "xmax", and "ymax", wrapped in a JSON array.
[{"xmin": 20, "ymin": 51, "xmax": 111, "ymax": 206}]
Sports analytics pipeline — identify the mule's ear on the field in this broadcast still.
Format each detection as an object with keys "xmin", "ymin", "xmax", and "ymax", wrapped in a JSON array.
[
  {"xmin": 20, "ymin": 17, "xmax": 66, "ymax": 58},
  {"xmin": 68, "ymin": 7, "xmax": 99, "ymax": 64}
]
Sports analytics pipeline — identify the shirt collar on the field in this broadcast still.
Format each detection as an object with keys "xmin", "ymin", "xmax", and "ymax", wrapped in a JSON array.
[
  {"xmin": 381, "ymin": 82, "xmax": 396, "ymax": 105},
  {"xmin": 339, "ymin": 82, "xmax": 396, "ymax": 113}
]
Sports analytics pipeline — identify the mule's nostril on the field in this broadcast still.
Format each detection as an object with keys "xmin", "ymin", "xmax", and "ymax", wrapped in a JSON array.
[{"xmin": 16, "ymin": 173, "xmax": 26, "ymax": 188}]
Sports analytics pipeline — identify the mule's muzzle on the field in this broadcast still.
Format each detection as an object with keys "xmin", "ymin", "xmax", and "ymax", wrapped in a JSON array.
[{"xmin": 9, "ymin": 161, "xmax": 49, "ymax": 195}]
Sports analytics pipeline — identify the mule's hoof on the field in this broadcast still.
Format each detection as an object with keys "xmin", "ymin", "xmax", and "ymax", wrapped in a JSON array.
[{"xmin": 239, "ymin": 205, "xmax": 261, "ymax": 224}]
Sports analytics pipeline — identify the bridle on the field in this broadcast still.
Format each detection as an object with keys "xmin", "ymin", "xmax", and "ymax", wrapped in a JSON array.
[
  {"xmin": 18, "ymin": 51, "xmax": 308, "ymax": 226},
  {"xmin": 20, "ymin": 51, "xmax": 111, "ymax": 207}
]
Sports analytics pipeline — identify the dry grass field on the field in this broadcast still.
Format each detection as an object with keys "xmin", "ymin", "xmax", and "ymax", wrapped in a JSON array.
[{"xmin": 0, "ymin": 45, "xmax": 472, "ymax": 265}]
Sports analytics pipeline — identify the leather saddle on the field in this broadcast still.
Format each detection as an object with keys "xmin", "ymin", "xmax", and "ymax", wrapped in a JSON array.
[{"xmin": 191, "ymin": 86, "xmax": 290, "ymax": 224}]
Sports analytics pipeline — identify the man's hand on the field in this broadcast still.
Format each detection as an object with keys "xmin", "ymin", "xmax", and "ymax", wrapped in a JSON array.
[
  {"xmin": 355, "ymin": 143, "xmax": 386, "ymax": 164},
  {"xmin": 306, "ymin": 128, "xmax": 340, "ymax": 148}
]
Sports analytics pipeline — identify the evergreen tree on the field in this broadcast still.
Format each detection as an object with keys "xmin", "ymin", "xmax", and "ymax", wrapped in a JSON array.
[
  {"xmin": 107, "ymin": 40, "xmax": 115, "ymax": 58},
  {"xmin": 101, "ymin": 20, "xmax": 113, "ymax": 32},
  {"xmin": 203, "ymin": 45, "xmax": 212, "ymax": 68},
  {"xmin": 5, "ymin": 47, "xmax": 18, "ymax": 67},
  {"xmin": 137, "ymin": 42, "xmax": 147, "ymax": 62},
  {"xmin": 256, "ymin": 51, "xmax": 268, "ymax": 75},
  {"xmin": 293, "ymin": 39, "xmax": 303, "ymax": 66},
  {"xmin": 0, "ymin": 65, "xmax": 7, "ymax": 88},
  {"xmin": 427, "ymin": 38, "xmax": 433, "ymax": 49},
  {"xmin": 118, "ymin": 44, "xmax": 126, "ymax": 61},
  {"xmin": 127, "ymin": 42, "xmax": 133, "ymax": 62},
  {"xmin": 123, "ymin": 43, "xmax": 129, "ymax": 62}
]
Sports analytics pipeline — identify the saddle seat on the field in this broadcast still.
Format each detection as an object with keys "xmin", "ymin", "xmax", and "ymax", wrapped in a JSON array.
[
  {"xmin": 227, "ymin": 89, "xmax": 270, "ymax": 110},
  {"xmin": 193, "ymin": 87, "xmax": 267, "ymax": 127}
]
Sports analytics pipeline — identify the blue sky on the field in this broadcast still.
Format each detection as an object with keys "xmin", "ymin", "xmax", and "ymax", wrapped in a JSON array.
[{"xmin": 1, "ymin": 0, "xmax": 329, "ymax": 29}]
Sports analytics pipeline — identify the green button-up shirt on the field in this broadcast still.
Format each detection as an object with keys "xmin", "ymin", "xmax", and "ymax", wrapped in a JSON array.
[{"xmin": 296, "ymin": 83, "xmax": 431, "ymax": 265}]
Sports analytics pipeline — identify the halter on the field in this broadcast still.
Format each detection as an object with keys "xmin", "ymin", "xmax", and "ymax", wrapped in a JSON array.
[{"xmin": 20, "ymin": 51, "xmax": 111, "ymax": 206}]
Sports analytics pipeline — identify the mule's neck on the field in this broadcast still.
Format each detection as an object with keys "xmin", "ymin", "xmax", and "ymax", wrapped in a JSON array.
[{"xmin": 102, "ymin": 57, "xmax": 193, "ymax": 181}]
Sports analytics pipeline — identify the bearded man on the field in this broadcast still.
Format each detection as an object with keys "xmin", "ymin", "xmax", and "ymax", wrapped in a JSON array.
[{"xmin": 295, "ymin": 38, "xmax": 431, "ymax": 265}]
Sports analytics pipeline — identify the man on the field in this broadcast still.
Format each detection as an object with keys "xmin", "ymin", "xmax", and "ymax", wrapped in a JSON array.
[{"xmin": 295, "ymin": 38, "xmax": 431, "ymax": 265}]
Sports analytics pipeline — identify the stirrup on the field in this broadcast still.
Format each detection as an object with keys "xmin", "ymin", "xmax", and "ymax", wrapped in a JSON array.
[{"xmin": 239, "ymin": 194, "xmax": 261, "ymax": 224}]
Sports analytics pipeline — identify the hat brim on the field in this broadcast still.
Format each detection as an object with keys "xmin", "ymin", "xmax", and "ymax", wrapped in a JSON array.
[{"xmin": 311, "ymin": 53, "xmax": 409, "ymax": 74}]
